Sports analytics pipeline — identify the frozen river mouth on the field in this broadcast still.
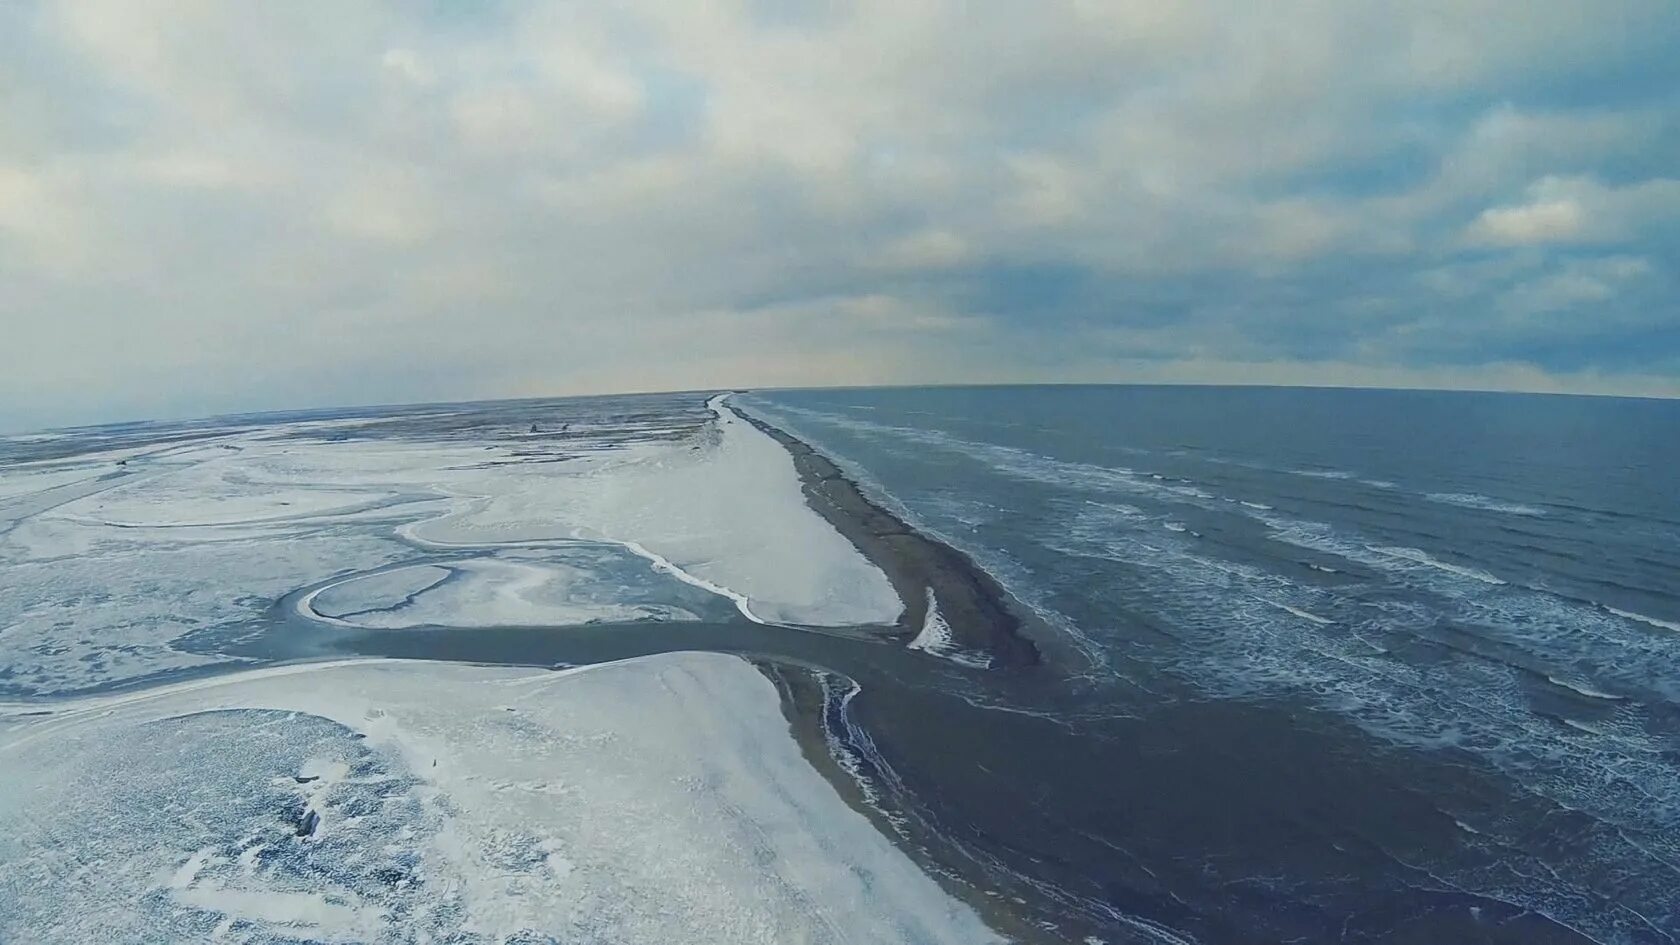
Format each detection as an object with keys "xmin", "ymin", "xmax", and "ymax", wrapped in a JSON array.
[{"xmin": 0, "ymin": 391, "xmax": 1039, "ymax": 945}]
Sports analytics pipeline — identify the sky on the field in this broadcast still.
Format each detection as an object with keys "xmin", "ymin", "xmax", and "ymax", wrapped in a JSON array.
[{"xmin": 2, "ymin": 1, "xmax": 1678, "ymax": 430}]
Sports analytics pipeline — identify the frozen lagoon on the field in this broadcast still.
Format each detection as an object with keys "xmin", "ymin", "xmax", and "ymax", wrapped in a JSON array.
[{"xmin": 0, "ymin": 393, "xmax": 899, "ymax": 698}]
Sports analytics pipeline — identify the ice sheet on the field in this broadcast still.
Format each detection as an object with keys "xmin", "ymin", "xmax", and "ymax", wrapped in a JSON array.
[
  {"xmin": 0, "ymin": 652, "xmax": 1000, "ymax": 945},
  {"xmin": 2, "ymin": 392, "xmax": 902, "ymax": 694},
  {"xmin": 302, "ymin": 556, "xmax": 701, "ymax": 628},
  {"xmin": 0, "ymin": 464, "xmax": 103, "ymax": 501},
  {"xmin": 0, "ymin": 521, "xmax": 411, "ymax": 696},
  {"xmin": 406, "ymin": 395, "xmax": 902, "ymax": 627}
]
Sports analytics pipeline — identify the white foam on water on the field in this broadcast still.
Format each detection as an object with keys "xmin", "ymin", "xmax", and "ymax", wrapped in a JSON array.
[
  {"xmin": 1544, "ymin": 676, "xmax": 1623, "ymax": 701},
  {"xmin": 907, "ymin": 589, "xmax": 955, "ymax": 654},
  {"xmin": 756, "ymin": 404, "xmax": 1218, "ymax": 511},
  {"xmin": 1426, "ymin": 492, "xmax": 1546, "ymax": 517},
  {"xmin": 1291, "ymin": 468, "xmax": 1356, "ymax": 481},
  {"xmin": 0, "ymin": 653, "xmax": 1002, "ymax": 945},
  {"xmin": 1562, "ymin": 718, "xmax": 1607, "ymax": 736},
  {"xmin": 751, "ymin": 397, "xmax": 1680, "ymax": 944},
  {"xmin": 906, "ymin": 589, "xmax": 992, "ymax": 669},
  {"xmin": 1266, "ymin": 600, "xmax": 1334, "ymax": 626},
  {"xmin": 1368, "ymin": 545, "xmax": 1507, "ymax": 585},
  {"xmin": 1606, "ymin": 606, "xmax": 1680, "ymax": 634}
]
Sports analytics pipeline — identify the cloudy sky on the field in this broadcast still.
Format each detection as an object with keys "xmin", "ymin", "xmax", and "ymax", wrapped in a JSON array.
[{"xmin": 3, "ymin": 1, "xmax": 1678, "ymax": 429}]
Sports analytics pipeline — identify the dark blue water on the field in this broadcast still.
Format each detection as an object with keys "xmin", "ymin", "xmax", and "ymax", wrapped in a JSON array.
[{"xmin": 743, "ymin": 385, "xmax": 1680, "ymax": 945}]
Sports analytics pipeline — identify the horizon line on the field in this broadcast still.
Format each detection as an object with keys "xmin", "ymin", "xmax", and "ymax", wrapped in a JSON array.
[{"xmin": 7, "ymin": 377, "xmax": 1677, "ymax": 439}]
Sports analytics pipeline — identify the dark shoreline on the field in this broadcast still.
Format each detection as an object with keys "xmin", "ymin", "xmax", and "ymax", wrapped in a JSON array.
[
  {"xmin": 752, "ymin": 660, "xmax": 1063, "ymax": 945},
  {"xmin": 735, "ymin": 401, "xmax": 1045, "ymax": 671}
]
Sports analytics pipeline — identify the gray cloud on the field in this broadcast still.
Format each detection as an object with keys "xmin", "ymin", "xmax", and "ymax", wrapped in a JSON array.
[{"xmin": 3, "ymin": 0, "xmax": 1679, "ymax": 429}]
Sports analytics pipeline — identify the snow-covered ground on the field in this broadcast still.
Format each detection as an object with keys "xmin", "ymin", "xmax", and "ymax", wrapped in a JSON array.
[
  {"xmin": 0, "ymin": 651, "xmax": 999, "ymax": 945},
  {"xmin": 301, "ymin": 553, "xmax": 706, "ymax": 628},
  {"xmin": 402, "ymin": 395, "xmax": 902, "ymax": 627},
  {"xmin": 0, "ymin": 394, "xmax": 901, "ymax": 696},
  {"xmin": 0, "ymin": 397, "xmax": 973, "ymax": 943}
]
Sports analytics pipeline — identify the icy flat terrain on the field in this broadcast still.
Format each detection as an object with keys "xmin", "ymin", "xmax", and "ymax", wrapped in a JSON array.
[
  {"xmin": 0, "ymin": 393, "xmax": 900, "ymax": 697},
  {"xmin": 0, "ymin": 651, "xmax": 998, "ymax": 945},
  {"xmin": 300, "ymin": 554, "xmax": 702, "ymax": 629},
  {"xmin": 0, "ymin": 393, "xmax": 973, "ymax": 944},
  {"xmin": 403, "ymin": 395, "xmax": 903, "ymax": 627}
]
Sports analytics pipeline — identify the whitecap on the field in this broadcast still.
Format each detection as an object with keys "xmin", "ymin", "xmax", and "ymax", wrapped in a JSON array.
[
  {"xmin": 1605, "ymin": 605, "xmax": 1680, "ymax": 634},
  {"xmin": 1426, "ymin": 492, "xmax": 1545, "ymax": 517},
  {"xmin": 907, "ymin": 589, "xmax": 993, "ymax": 669},
  {"xmin": 1369, "ymin": 546, "xmax": 1506, "ymax": 585},
  {"xmin": 1544, "ymin": 676, "xmax": 1622, "ymax": 701}
]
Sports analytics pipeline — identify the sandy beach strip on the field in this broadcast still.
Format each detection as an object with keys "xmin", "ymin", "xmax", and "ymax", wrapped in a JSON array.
[{"xmin": 735, "ymin": 404, "xmax": 1044, "ymax": 670}]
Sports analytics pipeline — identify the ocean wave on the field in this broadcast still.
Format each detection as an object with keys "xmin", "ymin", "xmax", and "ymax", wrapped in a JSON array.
[
  {"xmin": 907, "ymin": 589, "xmax": 992, "ymax": 669},
  {"xmin": 1605, "ymin": 606, "xmax": 1680, "ymax": 634},
  {"xmin": 759, "ymin": 394, "xmax": 1680, "ymax": 942},
  {"xmin": 1291, "ymin": 468, "xmax": 1356, "ymax": 480},
  {"xmin": 759, "ymin": 404, "xmax": 1221, "ymax": 510},
  {"xmin": 1426, "ymin": 492, "xmax": 1546, "ymax": 516},
  {"xmin": 1368, "ymin": 545, "xmax": 1507, "ymax": 585},
  {"xmin": 1263, "ymin": 599, "xmax": 1334, "ymax": 625},
  {"xmin": 1544, "ymin": 675, "xmax": 1624, "ymax": 701}
]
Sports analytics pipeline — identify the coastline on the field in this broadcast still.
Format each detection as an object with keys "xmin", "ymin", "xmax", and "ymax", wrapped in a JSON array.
[
  {"xmin": 734, "ymin": 402, "xmax": 1044, "ymax": 670},
  {"xmin": 754, "ymin": 659, "xmax": 1060, "ymax": 945}
]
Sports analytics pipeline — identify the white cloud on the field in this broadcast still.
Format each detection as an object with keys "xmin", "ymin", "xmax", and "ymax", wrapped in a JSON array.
[
  {"xmin": 1499, "ymin": 255, "xmax": 1655, "ymax": 316},
  {"xmin": 1466, "ymin": 175, "xmax": 1680, "ymax": 246},
  {"xmin": 1469, "ymin": 197, "xmax": 1586, "ymax": 245},
  {"xmin": 0, "ymin": 164, "xmax": 101, "ymax": 276},
  {"xmin": 875, "ymin": 229, "xmax": 972, "ymax": 269},
  {"xmin": 380, "ymin": 48, "xmax": 433, "ymax": 88},
  {"xmin": 322, "ymin": 187, "xmax": 435, "ymax": 244},
  {"xmin": 1, "ymin": 0, "xmax": 1677, "ymax": 429}
]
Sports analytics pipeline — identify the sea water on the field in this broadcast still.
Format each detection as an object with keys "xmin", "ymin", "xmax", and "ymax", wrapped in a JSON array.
[{"xmin": 744, "ymin": 384, "xmax": 1680, "ymax": 945}]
